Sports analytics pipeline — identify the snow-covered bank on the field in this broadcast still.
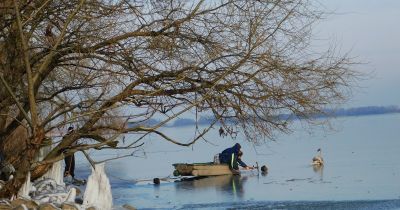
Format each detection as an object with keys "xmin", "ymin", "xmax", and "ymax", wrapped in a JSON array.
[
  {"xmin": 0, "ymin": 162, "xmax": 116, "ymax": 210},
  {"xmin": 0, "ymin": 177, "xmax": 83, "ymax": 209}
]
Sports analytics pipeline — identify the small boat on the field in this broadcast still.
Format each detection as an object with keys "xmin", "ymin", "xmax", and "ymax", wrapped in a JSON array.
[{"xmin": 173, "ymin": 162, "xmax": 237, "ymax": 177}]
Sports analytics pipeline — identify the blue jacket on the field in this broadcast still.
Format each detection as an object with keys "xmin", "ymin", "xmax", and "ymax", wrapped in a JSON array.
[{"xmin": 219, "ymin": 143, "xmax": 247, "ymax": 169}]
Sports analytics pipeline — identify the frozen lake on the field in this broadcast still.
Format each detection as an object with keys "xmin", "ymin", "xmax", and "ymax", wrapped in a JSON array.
[{"xmin": 75, "ymin": 113, "xmax": 400, "ymax": 209}]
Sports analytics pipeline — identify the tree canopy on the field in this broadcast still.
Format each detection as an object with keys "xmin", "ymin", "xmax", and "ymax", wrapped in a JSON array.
[{"xmin": 0, "ymin": 0, "xmax": 356, "ymax": 196}]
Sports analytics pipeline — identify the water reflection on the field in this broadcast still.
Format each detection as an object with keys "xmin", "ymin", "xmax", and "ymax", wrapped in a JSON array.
[
  {"xmin": 175, "ymin": 175, "xmax": 248, "ymax": 198},
  {"xmin": 313, "ymin": 165, "xmax": 324, "ymax": 181}
]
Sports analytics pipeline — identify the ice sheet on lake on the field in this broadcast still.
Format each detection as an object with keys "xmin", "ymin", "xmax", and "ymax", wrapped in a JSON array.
[{"xmin": 180, "ymin": 200, "xmax": 400, "ymax": 210}]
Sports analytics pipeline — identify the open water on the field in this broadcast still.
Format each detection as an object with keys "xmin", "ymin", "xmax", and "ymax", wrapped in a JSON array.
[{"xmin": 75, "ymin": 114, "xmax": 400, "ymax": 209}]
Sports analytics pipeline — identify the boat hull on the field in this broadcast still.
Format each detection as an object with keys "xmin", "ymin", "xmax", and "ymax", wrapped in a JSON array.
[{"xmin": 173, "ymin": 162, "xmax": 235, "ymax": 176}]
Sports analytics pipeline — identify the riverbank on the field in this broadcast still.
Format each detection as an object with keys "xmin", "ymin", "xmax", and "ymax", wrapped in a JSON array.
[{"xmin": 0, "ymin": 162, "xmax": 127, "ymax": 210}]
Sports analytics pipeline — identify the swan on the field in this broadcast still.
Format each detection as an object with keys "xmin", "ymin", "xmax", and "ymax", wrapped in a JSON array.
[{"xmin": 312, "ymin": 148, "xmax": 324, "ymax": 166}]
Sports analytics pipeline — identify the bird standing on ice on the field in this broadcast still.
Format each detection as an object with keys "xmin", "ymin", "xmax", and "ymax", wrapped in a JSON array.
[{"xmin": 312, "ymin": 148, "xmax": 324, "ymax": 166}]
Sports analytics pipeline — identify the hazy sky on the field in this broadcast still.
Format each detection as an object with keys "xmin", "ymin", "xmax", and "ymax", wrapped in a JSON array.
[{"xmin": 315, "ymin": 0, "xmax": 400, "ymax": 107}]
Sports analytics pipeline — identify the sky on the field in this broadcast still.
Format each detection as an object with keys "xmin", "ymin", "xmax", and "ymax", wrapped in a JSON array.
[{"xmin": 314, "ymin": 0, "xmax": 400, "ymax": 107}]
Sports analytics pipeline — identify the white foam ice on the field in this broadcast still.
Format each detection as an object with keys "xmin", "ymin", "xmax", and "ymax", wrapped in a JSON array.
[
  {"xmin": 42, "ymin": 160, "xmax": 64, "ymax": 186},
  {"xmin": 83, "ymin": 163, "xmax": 112, "ymax": 210},
  {"xmin": 17, "ymin": 172, "xmax": 31, "ymax": 199}
]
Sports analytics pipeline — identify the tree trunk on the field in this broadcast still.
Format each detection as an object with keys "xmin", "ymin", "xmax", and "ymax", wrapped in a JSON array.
[
  {"xmin": 0, "ymin": 126, "xmax": 46, "ymax": 198},
  {"xmin": 0, "ymin": 157, "xmax": 30, "ymax": 198}
]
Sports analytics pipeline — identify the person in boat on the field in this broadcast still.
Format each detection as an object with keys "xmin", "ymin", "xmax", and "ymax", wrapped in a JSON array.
[
  {"xmin": 237, "ymin": 151, "xmax": 248, "ymax": 168},
  {"xmin": 219, "ymin": 143, "xmax": 254, "ymax": 172}
]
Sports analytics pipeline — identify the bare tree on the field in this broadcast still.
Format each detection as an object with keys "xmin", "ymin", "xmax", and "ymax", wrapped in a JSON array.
[{"xmin": 0, "ymin": 0, "xmax": 357, "ymax": 197}]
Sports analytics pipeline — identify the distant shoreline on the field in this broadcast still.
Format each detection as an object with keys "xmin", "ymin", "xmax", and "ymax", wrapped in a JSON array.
[{"xmin": 128, "ymin": 105, "xmax": 400, "ymax": 128}]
